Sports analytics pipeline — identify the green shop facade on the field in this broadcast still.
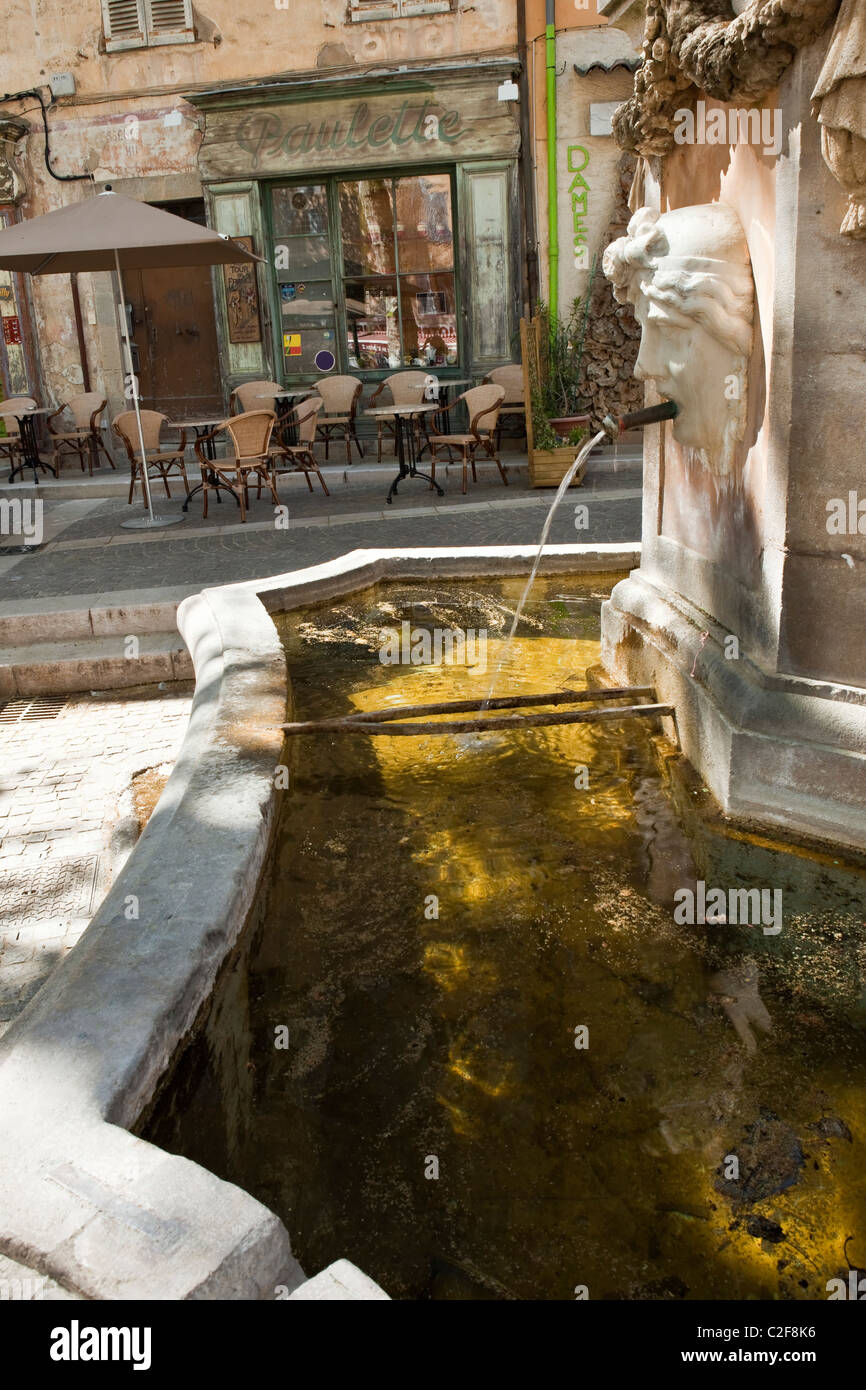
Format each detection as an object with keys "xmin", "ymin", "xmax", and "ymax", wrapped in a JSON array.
[{"xmin": 188, "ymin": 59, "xmax": 523, "ymax": 410}]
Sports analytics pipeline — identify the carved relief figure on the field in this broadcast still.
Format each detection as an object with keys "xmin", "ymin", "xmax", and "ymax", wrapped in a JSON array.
[
  {"xmin": 603, "ymin": 202, "xmax": 755, "ymax": 475},
  {"xmin": 811, "ymin": 0, "xmax": 866, "ymax": 238}
]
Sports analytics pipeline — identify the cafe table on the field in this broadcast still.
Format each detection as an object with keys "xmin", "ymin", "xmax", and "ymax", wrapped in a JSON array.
[
  {"xmin": 3, "ymin": 406, "xmax": 57, "ymax": 484},
  {"xmin": 170, "ymin": 415, "xmax": 237, "ymax": 514},
  {"xmin": 364, "ymin": 402, "xmax": 444, "ymax": 505},
  {"xmin": 274, "ymin": 390, "xmax": 315, "ymax": 447}
]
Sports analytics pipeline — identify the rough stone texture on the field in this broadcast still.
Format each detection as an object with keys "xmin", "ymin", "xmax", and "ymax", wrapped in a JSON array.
[
  {"xmin": 811, "ymin": 0, "xmax": 866, "ymax": 236},
  {"xmin": 289, "ymin": 1260, "xmax": 390, "ymax": 1301},
  {"xmin": 613, "ymin": 0, "xmax": 841, "ymax": 157},
  {"xmin": 599, "ymin": 23, "xmax": 866, "ymax": 852},
  {"xmin": 0, "ymin": 687, "xmax": 192, "ymax": 1041},
  {"xmin": 580, "ymin": 153, "xmax": 644, "ymax": 433}
]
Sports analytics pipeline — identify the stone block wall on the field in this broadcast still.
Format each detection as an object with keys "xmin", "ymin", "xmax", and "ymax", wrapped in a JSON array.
[{"xmin": 580, "ymin": 153, "xmax": 643, "ymax": 432}]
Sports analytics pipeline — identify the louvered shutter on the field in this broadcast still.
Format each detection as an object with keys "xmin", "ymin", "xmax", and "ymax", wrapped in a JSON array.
[
  {"xmin": 102, "ymin": 0, "xmax": 147, "ymax": 51},
  {"xmin": 145, "ymin": 0, "xmax": 195, "ymax": 41}
]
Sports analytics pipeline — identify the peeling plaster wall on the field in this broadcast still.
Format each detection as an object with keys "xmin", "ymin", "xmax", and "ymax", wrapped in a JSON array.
[{"xmin": 0, "ymin": 0, "xmax": 517, "ymax": 413}]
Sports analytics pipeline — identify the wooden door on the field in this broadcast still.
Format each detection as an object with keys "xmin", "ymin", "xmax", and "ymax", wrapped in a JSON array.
[{"xmin": 125, "ymin": 200, "xmax": 222, "ymax": 419}]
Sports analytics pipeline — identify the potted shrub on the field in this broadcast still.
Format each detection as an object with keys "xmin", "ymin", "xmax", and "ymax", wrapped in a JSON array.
[{"xmin": 521, "ymin": 285, "xmax": 594, "ymax": 487}]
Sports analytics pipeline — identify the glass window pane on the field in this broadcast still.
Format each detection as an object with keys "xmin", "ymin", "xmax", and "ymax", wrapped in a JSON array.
[
  {"xmin": 274, "ymin": 234, "xmax": 331, "ymax": 279},
  {"xmin": 339, "ymin": 180, "xmax": 396, "ymax": 277},
  {"xmin": 272, "ymin": 185, "xmax": 329, "ymax": 237},
  {"xmin": 395, "ymin": 175, "xmax": 454, "ymax": 273},
  {"xmin": 344, "ymin": 279, "xmax": 400, "ymax": 371},
  {"xmin": 279, "ymin": 279, "xmax": 337, "ymax": 374},
  {"xmin": 398, "ymin": 273, "xmax": 458, "ymax": 367}
]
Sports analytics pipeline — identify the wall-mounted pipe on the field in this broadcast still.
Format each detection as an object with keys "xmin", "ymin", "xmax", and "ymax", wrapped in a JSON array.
[{"xmin": 545, "ymin": 0, "xmax": 558, "ymax": 325}]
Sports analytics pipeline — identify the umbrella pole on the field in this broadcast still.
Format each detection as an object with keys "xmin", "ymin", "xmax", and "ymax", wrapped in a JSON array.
[{"xmin": 115, "ymin": 250, "xmax": 184, "ymax": 531}]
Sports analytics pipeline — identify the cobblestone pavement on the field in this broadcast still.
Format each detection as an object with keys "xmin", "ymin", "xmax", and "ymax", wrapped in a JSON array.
[
  {"xmin": 0, "ymin": 452, "xmax": 642, "ymax": 604},
  {"xmin": 0, "ymin": 686, "xmax": 192, "ymax": 1039}
]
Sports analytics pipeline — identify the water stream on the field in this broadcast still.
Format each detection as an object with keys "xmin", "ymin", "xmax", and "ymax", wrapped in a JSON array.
[{"xmin": 483, "ymin": 431, "xmax": 607, "ymax": 709}]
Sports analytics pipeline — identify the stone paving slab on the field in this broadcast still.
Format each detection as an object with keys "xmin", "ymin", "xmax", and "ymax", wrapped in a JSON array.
[
  {"xmin": 1, "ymin": 487, "xmax": 642, "ymax": 604},
  {"xmin": 0, "ymin": 687, "xmax": 193, "ymax": 1039}
]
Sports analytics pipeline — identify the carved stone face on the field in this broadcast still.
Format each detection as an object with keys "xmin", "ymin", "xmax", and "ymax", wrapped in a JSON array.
[
  {"xmin": 632, "ymin": 298, "xmax": 741, "ymax": 460},
  {"xmin": 603, "ymin": 203, "xmax": 755, "ymax": 474}
]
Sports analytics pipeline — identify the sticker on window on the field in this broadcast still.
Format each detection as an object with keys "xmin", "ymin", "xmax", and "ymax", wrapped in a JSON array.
[
  {"xmin": 284, "ymin": 333, "xmax": 302, "ymax": 357},
  {"xmin": 314, "ymin": 349, "xmax": 336, "ymax": 372}
]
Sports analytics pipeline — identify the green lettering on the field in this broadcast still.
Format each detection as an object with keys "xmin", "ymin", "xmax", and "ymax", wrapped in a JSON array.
[
  {"xmin": 439, "ymin": 110, "xmax": 463, "ymax": 142},
  {"xmin": 368, "ymin": 113, "xmax": 396, "ymax": 147}
]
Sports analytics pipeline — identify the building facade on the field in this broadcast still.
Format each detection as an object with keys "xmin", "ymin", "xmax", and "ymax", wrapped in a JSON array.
[{"xmin": 0, "ymin": 0, "xmax": 638, "ymax": 426}]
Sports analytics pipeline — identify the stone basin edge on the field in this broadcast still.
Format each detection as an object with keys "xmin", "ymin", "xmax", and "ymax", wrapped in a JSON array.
[{"xmin": 0, "ymin": 542, "xmax": 640, "ymax": 1300}]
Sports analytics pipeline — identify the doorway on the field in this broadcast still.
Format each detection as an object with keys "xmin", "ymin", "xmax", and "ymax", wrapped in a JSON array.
[{"xmin": 124, "ymin": 199, "xmax": 222, "ymax": 418}]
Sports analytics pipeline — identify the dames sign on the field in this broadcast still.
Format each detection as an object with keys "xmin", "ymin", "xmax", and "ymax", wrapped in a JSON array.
[{"xmin": 198, "ymin": 85, "xmax": 519, "ymax": 177}]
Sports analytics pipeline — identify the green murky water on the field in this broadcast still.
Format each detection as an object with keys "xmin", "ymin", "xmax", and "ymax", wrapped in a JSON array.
[{"xmin": 144, "ymin": 576, "xmax": 866, "ymax": 1300}]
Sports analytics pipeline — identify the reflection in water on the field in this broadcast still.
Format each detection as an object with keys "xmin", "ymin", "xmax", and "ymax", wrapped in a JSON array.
[{"xmin": 143, "ymin": 576, "xmax": 866, "ymax": 1301}]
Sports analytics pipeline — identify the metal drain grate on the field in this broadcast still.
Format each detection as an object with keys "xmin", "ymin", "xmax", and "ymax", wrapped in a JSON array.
[
  {"xmin": 0, "ymin": 854, "xmax": 100, "ymax": 932},
  {"xmin": 0, "ymin": 697, "xmax": 68, "ymax": 725}
]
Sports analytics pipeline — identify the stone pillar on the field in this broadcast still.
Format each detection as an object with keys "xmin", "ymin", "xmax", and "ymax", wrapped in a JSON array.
[{"xmin": 601, "ymin": 28, "xmax": 866, "ymax": 850}]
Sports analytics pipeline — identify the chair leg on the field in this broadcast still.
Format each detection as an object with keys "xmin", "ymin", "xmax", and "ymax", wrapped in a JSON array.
[
  {"xmin": 202, "ymin": 472, "xmax": 209, "ymax": 519},
  {"xmin": 161, "ymin": 468, "xmax": 172, "ymax": 499},
  {"xmin": 429, "ymin": 454, "xmax": 437, "ymax": 490},
  {"xmin": 128, "ymin": 465, "xmax": 136, "ymax": 505},
  {"xmin": 345, "ymin": 429, "xmax": 351, "ymax": 466},
  {"xmin": 462, "ymin": 448, "xmax": 468, "ymax": 495}
]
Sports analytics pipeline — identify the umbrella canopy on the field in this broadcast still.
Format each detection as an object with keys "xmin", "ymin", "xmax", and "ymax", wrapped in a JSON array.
[
  {"xmin": 0, "ymin": 189, "xmax": 261, "ymax": 529},
  {"xmin": 0, "ymin": 190, "xmax": 261, "ymax": 274}
]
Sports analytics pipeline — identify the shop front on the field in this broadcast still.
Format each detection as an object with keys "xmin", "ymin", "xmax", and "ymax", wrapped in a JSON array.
[{"xmin": 187, "ymin": 59, "xmax": 522, "ymax": 406}]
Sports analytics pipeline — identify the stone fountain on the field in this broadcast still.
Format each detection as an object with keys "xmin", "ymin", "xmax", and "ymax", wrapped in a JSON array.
[{"xmin": 599, "ymin": 0, "xmax": 866, "ymax": 850}]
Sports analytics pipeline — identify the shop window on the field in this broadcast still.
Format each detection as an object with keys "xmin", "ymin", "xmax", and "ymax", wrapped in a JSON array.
[
  {"xmin": 102, "ymin": 0, "xmax": 195, "ymax": 52},
  {"xmin": 339, "ymin": 174, "xmax": 457, "ymax": 371},
  {"xmin": 272, "ymin": 185, "xmax": 339, "ymax": 376},
  {"xmin": 349, "ymin": 1, "xmax": 454, "ymax": 21},
  {"xmin": 272, "ymin": 173, "xmax": 459, "ymax": 377}
]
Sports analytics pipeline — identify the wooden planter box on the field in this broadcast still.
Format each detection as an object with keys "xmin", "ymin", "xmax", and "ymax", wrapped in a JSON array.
[
  {"xmin": 520, "ymin": 317, "xmax": 589, "ymax": 488},
  {"xmin": 528, "ymin": 446, "xmax": 587, "ymax": 488}
]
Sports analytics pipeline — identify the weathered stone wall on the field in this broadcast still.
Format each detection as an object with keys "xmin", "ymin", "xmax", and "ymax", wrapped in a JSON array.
[{"xmin": 580, "ymin": 152, "xmax": 643, "ymax": 431}]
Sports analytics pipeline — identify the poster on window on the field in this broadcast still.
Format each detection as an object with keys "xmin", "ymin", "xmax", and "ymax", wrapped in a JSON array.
[
  {"xmin": 223, "ymin": 237, "xmax": 262, "ymax": 344},
  {"xmin": 2, "ymin": 315, "xmax": 22, "ymax": 346}
]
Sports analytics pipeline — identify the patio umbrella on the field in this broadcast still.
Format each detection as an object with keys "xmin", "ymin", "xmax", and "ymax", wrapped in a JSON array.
[{"xmin": 0, "ymin": 189, "xmax": 261, "ymax": 528}]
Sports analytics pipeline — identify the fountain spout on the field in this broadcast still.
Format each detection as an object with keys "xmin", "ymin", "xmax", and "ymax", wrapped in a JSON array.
[{"xmin": 602, "ymin": 400, "xmax": 679, "ymax": 439}]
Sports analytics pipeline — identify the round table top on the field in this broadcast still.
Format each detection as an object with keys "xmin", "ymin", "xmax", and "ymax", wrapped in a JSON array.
[
  {"xmin": 364, "ymin": 403, "xmax": 441, "ymax": 418},
  {"xmin": 0, "ymin": 405, "xmax": 54, "ymax": 417}
]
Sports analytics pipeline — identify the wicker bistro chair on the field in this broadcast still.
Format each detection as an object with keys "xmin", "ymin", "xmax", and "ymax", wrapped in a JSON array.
[
  {"xmin": 230, "ymin": 380, "xmax": 284, "ymax": 414},
  {"xmin": 0, "ymin": 396, "xmax": 38, "ymax": 467},
  {"xmin": 484, "ymin": 365, "xmax": 526, "ymax": 448},
  {"xmin": 368, "ymin": 371, "xmax": 433, "ymax": 463},
  {"xmin": 270, "ymin": 399, "xmax": 329, "ymax": 496},
  {"xmin": 193, "ymin": 410, "xmax": 279, "ymax": 523},
  {"xmin": 48, "ymin": 393, "xmax": 114, "ymax": 474},
  {"xmin": 428, "ymin": 384, "xmax": 507, "ymax": 495},
  {"xmin": 113, "ymin": 410, "xmax": 190, "ymax": 505},
  {"xmin": 312, "ymin": 375, "xmax": 364, "ymax": 464}
]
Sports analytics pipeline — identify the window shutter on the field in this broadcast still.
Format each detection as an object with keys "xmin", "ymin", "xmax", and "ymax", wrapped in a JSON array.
[
  {"xmin": 102, "ymin": 0, "xmax": 147, "ymax": 50},
  {"xmin": 145, "ymin": 0, "xmax": 194, "ymax": 37}
]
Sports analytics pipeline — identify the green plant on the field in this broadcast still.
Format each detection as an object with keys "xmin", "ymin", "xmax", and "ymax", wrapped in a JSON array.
[
  {"xmin": 527, "ymin": 259, "xmax": 597, "ymax": 449},
  {"xmin": 536, "ymin": 294, "xmax": 591, "ymax": 421},
  {"xmin": 566, "ymin": 425, "xmax": 585, "ymax": 446}
]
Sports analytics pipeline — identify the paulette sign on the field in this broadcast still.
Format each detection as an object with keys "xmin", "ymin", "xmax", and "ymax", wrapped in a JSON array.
[{"xmin": 199, "ymin": 85, "xmax": 519, "ymax": 177}]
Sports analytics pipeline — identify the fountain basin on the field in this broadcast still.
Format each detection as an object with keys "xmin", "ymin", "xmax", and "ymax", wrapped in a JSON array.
[{"xmin": 0, "ymin": 543, "xmax": 637, "ymax": 1300}]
